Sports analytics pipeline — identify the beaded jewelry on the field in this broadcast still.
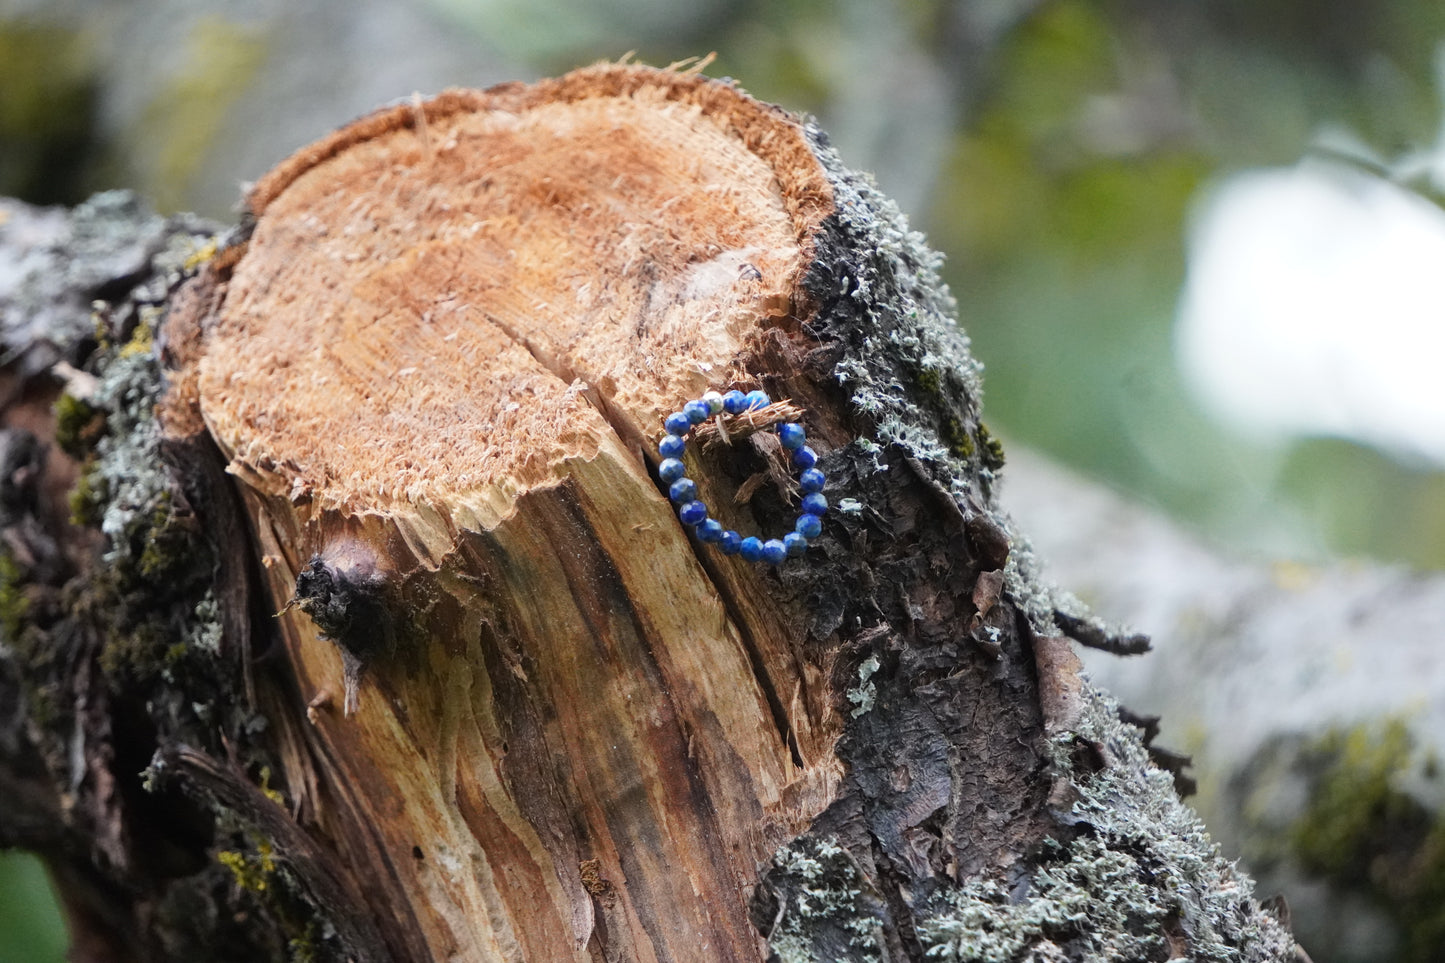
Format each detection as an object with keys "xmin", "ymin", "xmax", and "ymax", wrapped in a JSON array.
[{"xmin": 657, "ymin": 388, "xmax": 827, "ymax": 565}]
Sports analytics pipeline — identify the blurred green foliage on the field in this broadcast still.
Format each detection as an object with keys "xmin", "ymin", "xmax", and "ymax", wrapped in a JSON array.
[
  {"xmin": 0, "ymin": 22, "xmax": 102, "ymax": 204},
  {"xmin": 917, "ymin": 0, "xmax": 1445, "ymax": 568},
  {"xmin": 123, "ymin": 16, "xmax": 267, "ymax": 214},
  {"xmin": 0, "ymin": 851, "xmax": 65, "ymax": 963}
]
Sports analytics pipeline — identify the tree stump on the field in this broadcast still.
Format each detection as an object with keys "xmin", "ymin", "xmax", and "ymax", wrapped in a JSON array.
[{"xmin": 1, "ymin": 64, "xmax": 1302, "ymax": 962}]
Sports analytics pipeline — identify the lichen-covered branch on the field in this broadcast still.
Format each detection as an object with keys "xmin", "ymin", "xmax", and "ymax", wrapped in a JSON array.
[
  {"xmin": 740, "ymin": 124, "xmax": 1299, "ymax": 963},
  {"xmin": 0, "ymin": 64, "xmax": 1304, "ymax": 963},
  {"xmin": 1, "ymin": 192, "xmax": 357, "ymax": 961}
]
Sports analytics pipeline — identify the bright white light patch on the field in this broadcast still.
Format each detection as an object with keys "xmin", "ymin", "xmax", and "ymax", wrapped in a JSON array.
[{"xmin": 1176, "ymin": 162, "xmax": 1445, "ymax": 466}]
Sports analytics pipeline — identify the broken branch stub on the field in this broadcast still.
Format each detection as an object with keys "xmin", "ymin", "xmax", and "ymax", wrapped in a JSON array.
[
  {"xmin": 163, "ymin": 64, "xmax": 856, "ymax": 962},
  {"xmin": 156, "ymin": 63, "xmax": 1297, "ymax": 963}
]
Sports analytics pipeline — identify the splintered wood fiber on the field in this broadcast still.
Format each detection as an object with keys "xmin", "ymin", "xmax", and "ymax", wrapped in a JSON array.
[{"xmin": 200, "ymin": 72, "xmax": 832, "ymax": 513}]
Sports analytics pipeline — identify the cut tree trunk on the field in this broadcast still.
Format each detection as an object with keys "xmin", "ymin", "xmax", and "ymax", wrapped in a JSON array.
[{"xmin": 0, "ymin": 65, "xmax": 1302, "ymax": 962}]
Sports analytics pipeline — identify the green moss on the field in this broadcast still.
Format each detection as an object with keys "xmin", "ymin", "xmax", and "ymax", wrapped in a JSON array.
[
  {"xmin": 976, "ymin": 423, "xmax": 1005, "ymax": 470},
  {"xmin": 286, "ymin": 926, "xmax": 321, "ymax": 963},
  {"xmin": 69, "ymin": 314, "xmax": 221, "ymax": 689},
  {"xmin": 135, "ymin": 497, "xmax": 192, "ymax": 583},
  {"xmin": 1289, "ymin": 720, "xmax": 1445, "ymax": 962},
  {"xmin": 914, "ymin": 365, "xmax": 942, "ymax": 397},
  {"xmin": 1, "ymin": 547, "xmax": 57, "ymax": 724},
  {"xmin": 0, "ymin": 550, "xmax": 29, "ymax": 641},
  {"xmin": 52, "ymin": 393, "xmax": 104, "ymax": 458},
  {"xmin": 942, "ymin": 416, "xmax": 974, "ymax": 459},
  {"xmin": 99, "ymin": 618, "xmax": 167, "ymax": 681},
  {"xmin": 67, "ymin": 462, "xmax": 106, "ymax": 527},
  {"xmin": 901, "ymin": 357, "xmax": 976, "ymax": 459}
]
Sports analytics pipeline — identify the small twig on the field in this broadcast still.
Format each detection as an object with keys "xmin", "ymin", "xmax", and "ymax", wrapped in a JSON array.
[
  {"xmin": 690, "ymin": 401, "xmax": 806, "ymax": 451},
  {"xmin": 1052, "ymin": 609, "xmax": 1151, "ymax": 656}
]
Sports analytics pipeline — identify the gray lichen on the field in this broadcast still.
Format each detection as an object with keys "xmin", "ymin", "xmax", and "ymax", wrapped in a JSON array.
[
  {"xmin": 761, "ymin": 124, "xmax": 1298, "ymax": 962},
  {"xmin": 920, "ymin": 838, "xmax": 1166, "ymax": 962},
  {"xmin": 766, "ymin": 837, "xmax": 884, "ymax": 963},
  {"xmin": 0, "ymin": 191, "xmax": 207, "ymax": 374},
  {"xmin": 1, "ymin": 192, "xmax": 229, "ymax": 694},
  {"xmin": 90, "ymin": 318, "xmax": 171, "ymax": 561},
  {"xmin": 805, "ymin": 131, "xmax": 988, "ymax": 480},
  {"xmin": 845, "ymin": 655, "xmax": 880, "ymax": 718},
  {"xmin": 800, "ymin": 124, "xmax": 1071, "ymax": 642},
  {"xmin": 917, "ymin": 690, "xmax": 1297, "ymax": 962}
]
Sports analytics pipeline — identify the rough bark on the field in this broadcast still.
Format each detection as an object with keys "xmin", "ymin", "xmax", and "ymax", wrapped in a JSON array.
[{"xmin": 1, "ymin": 65, "xmax": 1301, "ymax": 962}]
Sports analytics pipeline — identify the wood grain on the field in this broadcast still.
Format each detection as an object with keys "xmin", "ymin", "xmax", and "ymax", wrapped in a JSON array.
[{"xmin": 164, "ymin": 62, "xmax": 849, "ymax": 962}]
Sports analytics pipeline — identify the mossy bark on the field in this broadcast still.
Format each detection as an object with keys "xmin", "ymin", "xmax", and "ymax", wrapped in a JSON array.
[{"xmin": 0, "ymin": 67, "xmax": 1301, "ymax": 963}]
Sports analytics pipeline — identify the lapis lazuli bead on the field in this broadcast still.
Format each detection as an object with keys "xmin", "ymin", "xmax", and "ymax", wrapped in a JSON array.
[
  {"xmin": 684, "ymin": 400, "xmax": 710, "ymax": 424},
  {"xmin": 659, "ymin": 387, "xmax": 832, "ymax": 564},
  {"xmin": 669, "ymin": 478, "xmax": 698, "ymax": 503},
  {"xmin": 778, "ymin": 423, "xmax": 806, "ymax": 450},
  {"xmin": 739, "ymin": 536, "xmax": 764, "ymax": 562}
]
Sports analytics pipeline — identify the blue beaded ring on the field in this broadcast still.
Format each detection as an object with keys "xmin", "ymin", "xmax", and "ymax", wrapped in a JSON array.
[{"xmin": 657, "ymin": 389, "xmax": 828, "ymax": 566}]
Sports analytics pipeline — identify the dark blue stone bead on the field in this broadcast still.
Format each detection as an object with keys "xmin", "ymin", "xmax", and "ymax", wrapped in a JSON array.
[
  {"xmin": 801, "ymin": 492, "xmax": 828, "ymax": 516},
  {"xmin": 678, "ymin": 500, "xmax": 708, "ymax": 526},
  {"xmin": 795, "ymin": 513, "xmax": 823, "ymax": 539},
  {"xmin": 739, "ymin": 536, "xmax": 764, "ymax": 562},
  {"xmin": 783, "ymin": 532, "xmax": 809, "ymax": 557},
  {"xmin": 722, "ymin": 390, "xmax": 749, "ymax": 414},
  {"xmin": 683, "ymin": 400, "xmax": 710, "ymax": 424},
  {"xmin": 658, "ymin": 434, "xmax": 686, "ymax": 458},
  {"xmin": 744, "ymin": 389, "xmax": 770, "ymax": 410},
  {"xmin": 792, "ymin": 446, "xmax": 817, "ymax": 469},
  {"xmin": 697, "ymin": 518, "xmax": 724, "ymax": 543},
  {"xmin": 778, "ymin": 423, "xmax": 806, "ymax": 450},
  {"xmin": 665, "ymin": 412, "xmax": 692, "ymax": 436},
  {"xmin": 719, "ymin": 530, "xmax": 743, "ymax": 555},
  {"xmin": 799, "ymin": 468, "xmax": 825, "ymax": 493},
  {"xmin": 761, "ymin": 539, "xmax": 788, "ymax": 565},
  {"xmin": 659, "ymin": 458, "xmax": 687, "ymax": 483},
  {"xmin": 669, "ymin": 478, "xmax": 697, "ymax": 503}
]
